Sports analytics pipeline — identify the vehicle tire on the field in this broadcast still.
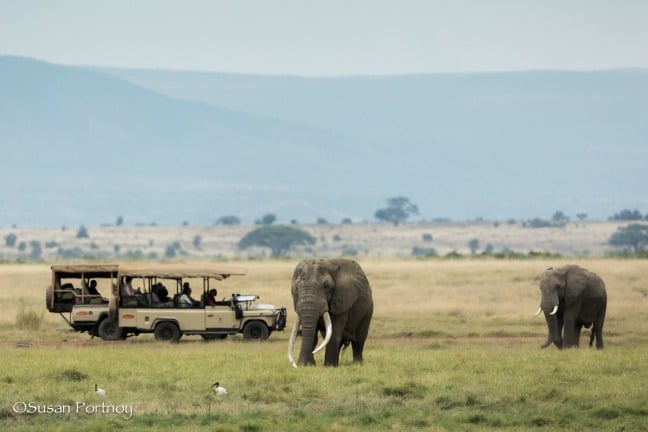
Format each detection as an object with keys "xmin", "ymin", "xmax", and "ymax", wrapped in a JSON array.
[
  {"xmin": 243, "ymin": 321, "xmax": 269, "ymax": 341},
  {"xmin": 97, "ymin": 319, "xmax": 124, "ymax": 341},
  {"xmin": 201, "ymin": 334, "xmax": 228, "ymax": 342},
  {"xmin": 154, "ymin": 322, "xmax": 181, "ymax": 343}
]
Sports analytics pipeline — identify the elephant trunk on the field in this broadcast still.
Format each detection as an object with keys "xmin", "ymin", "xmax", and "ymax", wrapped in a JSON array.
[
  {"xmin": 287, "ymin": 312, "xmax": 333, "ymax": 367},
  {"xmin": 288, "ymin": 305, "xmax": 333, "ymax": 367},
  {"xmin": 542, "ymin": 310, "xmax": 559, "ymax": 349}
]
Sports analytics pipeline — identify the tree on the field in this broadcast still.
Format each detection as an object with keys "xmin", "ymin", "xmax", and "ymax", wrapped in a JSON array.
[
  {"xmin": 552, "ymin": 211, "xmax": 569, "ymax": 225},
  {"xmin": 215, "ymin": 215, "xmax": 241, "ymax": 226},
  {"xmin": 193, "ymin": 235, "xmax": 202, "ymax": 250},
  {"xmin": 255, "ymin": 213, "xmax": 277, "ymax": 225},
  {"xmin": 238, "ymin": 226, "xmax": 316, "ymax": 257},
  {"xmin": 374, "ymin": 196, "xmax": 419, "ymax": 226},
  {"xmin": 609, "ymin": 224, "xmax": 648, "ymax": 253},
  {"xmin": 610, "ymin": 209, "xmax": 643, "ymax": 221},
  {"xmin": 468, "ymin": 238, "xmax": 480, "ymax": 254},
  {"xmin": 76, "ymin": 226, "xmax": 89, "ymax": 238},
  {"xmin": 116, "ymin": 216, "xmax": 123, "ymax": 226},
  {"xmin": 4, "ymin": 233, "xmax": 17, "ymax": 247},
  {"xmin": 576, "ymin": 213, "xmax": 588, "ymax": 221}
]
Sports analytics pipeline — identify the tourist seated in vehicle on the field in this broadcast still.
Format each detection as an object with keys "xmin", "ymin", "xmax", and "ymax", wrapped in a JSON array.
[
  {"xmin": 204, "ymin": 288, "xmax": 218, "ymax": 306},
  {"xmin": 84, "ymin": 279, "xmax": 106, "ymax": 304},
  {"xmin": 152, "ymin": 283, "xmax": 173, "ymax": 308},
  {"xmin": 178, "ymin": 282, "xmax": 200, "ymax": 307},
  {"xmin": 120, "ymin": 276, "xmax": 144, "ymax": 306}
]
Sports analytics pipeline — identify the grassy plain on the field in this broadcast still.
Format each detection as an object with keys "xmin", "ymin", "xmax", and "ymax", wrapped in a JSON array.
[{"xmin": 1, "ymin": 258, "xmax": 647, "ymax": 431}]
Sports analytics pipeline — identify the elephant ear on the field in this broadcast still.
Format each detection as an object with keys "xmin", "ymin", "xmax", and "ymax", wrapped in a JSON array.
[
  {"xmin": 563, "ymin": 266, "xmax": 588, "ymax": 306},
  {"xmin": 329, "ymin": 260, "xmax": 363, "ymax": 315},
  {"xmin": 291, "ymin": 260, "xmax": 309, "ymax": 310}
]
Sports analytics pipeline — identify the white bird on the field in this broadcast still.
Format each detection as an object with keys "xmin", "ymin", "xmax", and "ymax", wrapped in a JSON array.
[
  {"xmin": 212, "ymin": 382, "xmax": 227, "ymax": 395},
  {"xmin": 95, "ymin": 384, "xmax": 106, "ymax": 397}
]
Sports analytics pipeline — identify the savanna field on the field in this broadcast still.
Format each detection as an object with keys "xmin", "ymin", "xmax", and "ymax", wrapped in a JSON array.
[{"xmin": 1, "ymin": 258, "xmax": 647, "ymax": 431}]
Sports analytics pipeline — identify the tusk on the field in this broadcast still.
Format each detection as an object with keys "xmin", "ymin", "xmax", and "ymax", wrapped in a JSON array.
[
  {"xmin": 534, "ymin": 307, "xmax": 542, "ymax": 317},
  {"xmin": 288, "ymin": 315, "xmax": 300, "ymax": 368},
  {"xmin": 312, "ymin": 311, "xmax": 332, "ymax": 355},
  {"xmin": 549, "ymin": 305, "xmax": 558, "ymax": 315}
]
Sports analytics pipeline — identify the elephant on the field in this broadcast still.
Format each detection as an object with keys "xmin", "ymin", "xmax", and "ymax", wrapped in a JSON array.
[
  {"xmin": 288, "ymin": 258, "xmax": 373, "ymax": 367},
  {"xmin": 535, "ymin": 265, "xmax": 607, "ymax": 350}
]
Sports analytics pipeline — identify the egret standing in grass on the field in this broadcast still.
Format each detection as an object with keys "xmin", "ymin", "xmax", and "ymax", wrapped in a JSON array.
[
  {"xmin": 95, "ymin": 384, "xmax": 106, "ymax": 397},
  {"xmin": 212, "ymin": 382, "xmax": 227, "ymax": 395}
]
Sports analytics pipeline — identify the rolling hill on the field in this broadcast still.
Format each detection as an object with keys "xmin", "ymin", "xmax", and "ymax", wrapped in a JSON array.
[{"xmin": 1, "ymin": 55, "xmax": 647, "ymax": 227}]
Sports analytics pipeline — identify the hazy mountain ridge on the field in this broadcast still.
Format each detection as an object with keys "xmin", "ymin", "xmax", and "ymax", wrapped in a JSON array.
[{"xmin": 1, "ymin": 56, "xmax": 646, "ymax": 227}]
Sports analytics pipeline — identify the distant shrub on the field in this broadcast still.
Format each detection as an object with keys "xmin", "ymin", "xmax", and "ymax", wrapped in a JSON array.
[
  {"xmin": 341, "ymin": 246, "xmax": 358, "ymax": 256},
  {"xmin": 57, "ymin": 247, "xmax": 84, "ymax": 259},
  {"xmin": 422, "ymin": 233, "xmax": 433, "ymax": 242},
  {"xmin": 215, "ymin": 215, "xmax": 241, "ymax": 226},
  {"xmin": 412, "ymin": 246, "xmax": 437, "ymax": 257},
  {"xmin": 316, "ymin": 218, "xmax": 328, "ymax": 225},
  {"xmin": 468, "ymin": 238, "xmax": 480, "ymax": 254},
  {"xmin": 165, "ymin": 241, "xmax": 182, "ymax": 258},
  {"xmin": 255, "ymin": 213, "xmax": 276, "ymax": 225},
  {"xmin": 17, "ymin": 241, "xmax": 26, "ymax": 252},
  {"xmin": 609, "ymin": 209, "xmax": 643, "ymax": 221},
  {"xmin": 332, "ymin": 234, "xmax": 342, "ymax": 242},
  {"xmin": 4, "ymin": 233, "xmax": 17, "ymax": 247},
  {"xmin": 526, "ymin": 218, "xmax": 552, "ymax": 228},
  {"xmin": 29, "ymin": 240, "xmax": 42, "ymax": 260},
  {"xmin": 341, "ymin": 218, "xmax": 353, "ymax": 225},
  {"xmin": 45, "ymin": 241, "xmax": 58, "ymax": 248},
  {"xmin": 193, "ymin": 235, "xmax": 202, "ymax": 250},
  {"xmin": 76, "ymin": 225, "xmax": 89, "ymax": 238}
]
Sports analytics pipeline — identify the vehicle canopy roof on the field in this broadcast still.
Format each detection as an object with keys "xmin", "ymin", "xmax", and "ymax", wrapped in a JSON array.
[
  {"xmin": 51, "ymin": 264, "xmax": 120, "ymax": 278},
  {"xmin": 117, "ymin": 263, "xmax": 247, "ymax": 280},
  {"xmin": 51, "ymin": 263, "xmax": 247, "ymax": 280}
]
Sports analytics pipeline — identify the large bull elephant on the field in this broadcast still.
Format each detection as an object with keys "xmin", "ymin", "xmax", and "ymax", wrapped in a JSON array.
[
  {"xmin": 535, "ymin": 265, "xmax": 607, "ymax": 349},
  {"xmin": 288, "ymin": 259, "xmax": 373, "ymax": 367}
]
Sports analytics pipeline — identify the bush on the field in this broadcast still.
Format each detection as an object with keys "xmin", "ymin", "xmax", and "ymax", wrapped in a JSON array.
[
  {"xmin": 4, "ymin": 233, "xmax": 17, "ymax": 247},
  {"xmin": 16, "ymin": 305, "xmax": 45, "ymax": 330},
  {"xmin": 526, "ymin": 218, "xmax": 552, "ymax": 228},
  {"xmin": 610, "ymin": 209, "xmax": 643, "ymax": 221},
  {"xmin": 412, "ymin": 246, "xmax": 437, "ymax": 257},
  {"xmin": 76, "ymin": 225, "xmax": 89, "ymax": 238},
  {"xmin": 215, "ymin": 215, "xmax": 241, "ymax": 226}
]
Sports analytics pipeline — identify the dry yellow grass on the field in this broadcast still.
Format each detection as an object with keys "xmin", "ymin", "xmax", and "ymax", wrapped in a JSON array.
[{"xmin": 1, "ymin": 258, "xmax": 646, "ymax": 347}]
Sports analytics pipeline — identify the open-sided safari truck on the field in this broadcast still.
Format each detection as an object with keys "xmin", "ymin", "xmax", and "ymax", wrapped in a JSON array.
[
  {"xmin": 46, "ymin": 263, "xmax": 287, "ymax": 342},
  {"xmin": 45, "ymin": 264, "xmax": 117, "ymax": 338}
]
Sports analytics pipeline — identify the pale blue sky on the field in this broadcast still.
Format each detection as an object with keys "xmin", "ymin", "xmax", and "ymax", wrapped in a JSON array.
[{"xmin": 1, "ymin": 0, "xmax": 647, "ymax": 75}]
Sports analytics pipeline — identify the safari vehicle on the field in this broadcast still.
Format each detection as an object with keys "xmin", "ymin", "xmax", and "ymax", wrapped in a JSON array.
[
  {"xmin": 45, "ymin": 264, "xmax": 116, "ymax": 338},
  {"xmin": 102, "ymin": 263, "xmax": 286, "ymax": 342}
]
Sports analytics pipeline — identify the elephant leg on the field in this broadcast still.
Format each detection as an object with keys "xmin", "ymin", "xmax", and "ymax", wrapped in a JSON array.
[
  {"xmin": 324, "ymin": 315, "xmax": 347, "ymax": 367},
  {"xmin": 592, "ymin": 314, "xmax": 605, "ymax": 349},
  {"xmin": 562, "ymin": 312, "xmax": 579, "ymax": 348},
  {"xmin": 554, "ymin": 314, "xmax": 564, "ymax": 349},
  {"xmin": 351, "ymin": 311, "xmax": 372, "ymax": 362}
]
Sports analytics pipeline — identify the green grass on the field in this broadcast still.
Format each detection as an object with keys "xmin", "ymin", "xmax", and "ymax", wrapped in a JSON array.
[
  {"xmin": 1, "ymin": 337, "xmax": 647, "ymax": 431},
  {"xmin": 2, "ymin": 258, "xmax": 648, "ymax": 430}
]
